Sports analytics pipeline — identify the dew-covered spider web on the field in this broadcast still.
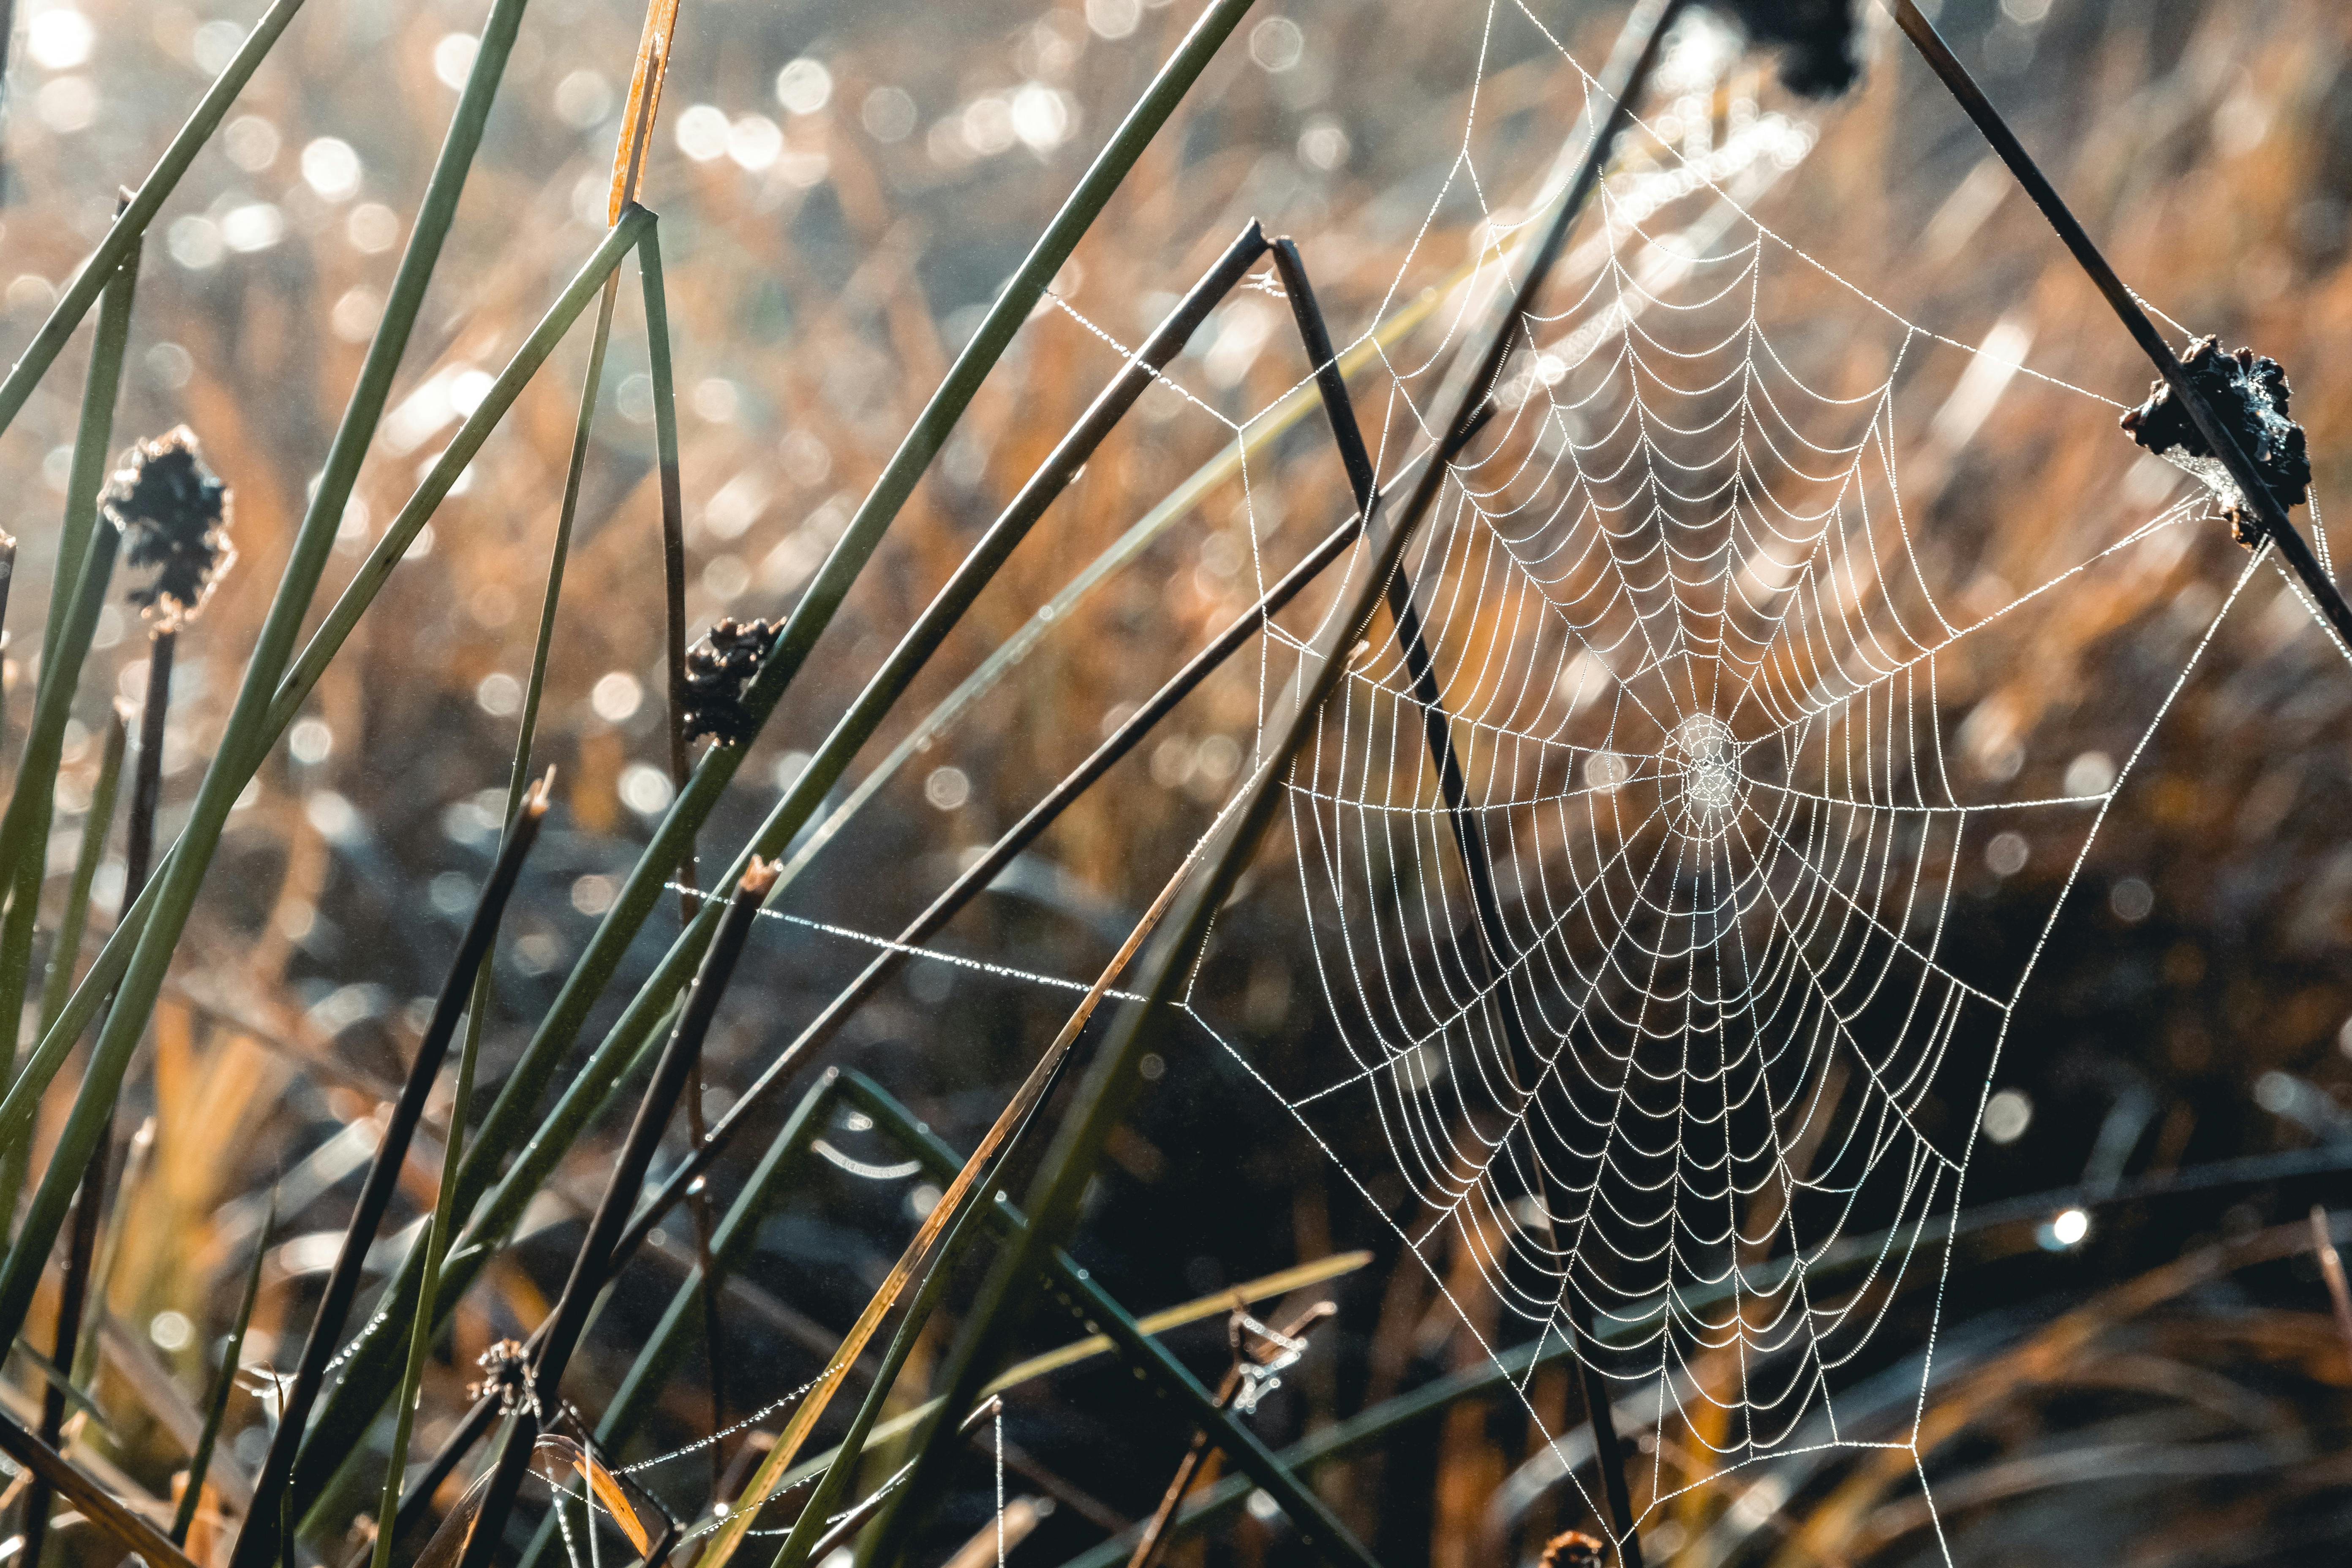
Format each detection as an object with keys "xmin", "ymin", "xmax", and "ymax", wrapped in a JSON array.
[
  {"xmin": 1148, "ymin": 5, "xmax": 2318, "ymax": 1552},
  {"xmin": 547, "ymin": 4, "xmax": 2342, "ymax": 1563}
]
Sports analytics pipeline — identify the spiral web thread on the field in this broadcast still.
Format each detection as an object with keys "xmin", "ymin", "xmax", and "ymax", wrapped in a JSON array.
[{"xmin": 544, "ymin": 5, "xmax": 2334, "ymax": 1560}]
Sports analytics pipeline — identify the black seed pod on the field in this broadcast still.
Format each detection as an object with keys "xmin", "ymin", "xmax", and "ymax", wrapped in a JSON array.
[
  {"xmin": 680, "ymin": 616, "xmax": 778, "ymax": 747},
  {"xmin": 103, "ymin": 427, "xmax": 235, "ymax": 630},
  {"xmin": 1706, "ymin": 0, "xmax": 1865, "ymax": 99},
  {"xmin": 2120, "ymin": 335, "xmax": 2311, "ymax": 546}
]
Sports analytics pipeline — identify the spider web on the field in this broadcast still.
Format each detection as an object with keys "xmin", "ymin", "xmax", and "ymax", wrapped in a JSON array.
[
  {"xmin": 546, "ymin": 4, "xmax": 2333, "ymax": 1562},
  {"xmin": 1173, "ymin": 4, "xmax": 2298, "ymax": 1552}
]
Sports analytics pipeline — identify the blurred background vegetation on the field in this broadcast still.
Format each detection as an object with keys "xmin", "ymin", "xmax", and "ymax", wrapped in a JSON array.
[{"xmin": 6, "ymin": 0, "xmax": 2352, "ymax": 1564}]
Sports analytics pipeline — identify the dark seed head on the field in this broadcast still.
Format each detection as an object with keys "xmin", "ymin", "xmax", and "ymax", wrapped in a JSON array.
[
  {"xmin": 680, "ymin": 616, "xmax": 779, "ymax": 748},
  {"xmin": 2119, "ymin": 335, "xmax": 2310, "ymax": 540},
  {"xmin": 104, "ymin": 426, "xmax": 235, "ymax": 632},
  {"xmin": 1705, "ymin": 0, "xmax": 1865, "ymax": 98}
]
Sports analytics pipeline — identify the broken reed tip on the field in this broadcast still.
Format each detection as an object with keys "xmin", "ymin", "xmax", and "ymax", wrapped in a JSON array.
[{"xmin": 738, "ymin": 856, "xmax": 781, "ymax": 898}]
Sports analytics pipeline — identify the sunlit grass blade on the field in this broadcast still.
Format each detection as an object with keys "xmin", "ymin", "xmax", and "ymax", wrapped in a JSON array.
[
  {"xmin": 763, "ymin": 1122, "xmax": 1006, "ymax": 1568},
  {"xmin": 607, "ymin": 0, "xmax": 680, "ymax": 221}
]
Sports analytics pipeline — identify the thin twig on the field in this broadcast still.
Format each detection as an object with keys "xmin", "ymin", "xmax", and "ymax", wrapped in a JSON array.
[{"xmin": 2311, "ymin": 1206, "xmax": 2352, "ymax": 1375}]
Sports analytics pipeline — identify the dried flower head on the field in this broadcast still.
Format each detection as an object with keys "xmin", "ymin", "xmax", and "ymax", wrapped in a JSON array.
[
  {"xmin": 681, "ymin": 617, "xmax": 778, "ymax": 747},
  {"xmin": 469, "ymin": 1337, "xmax": 539, "ymax": 1414},
  {"xmin": 2120, "ymin": 336, "xmax": 2311, "ymax": 547},
  {"xmin": 1707, "ymin": 0, "xmax": 1864, "ymax": 98},
  {"xmin": 104, "ymin": 426, "xmax": 235, "ymax": 631}
]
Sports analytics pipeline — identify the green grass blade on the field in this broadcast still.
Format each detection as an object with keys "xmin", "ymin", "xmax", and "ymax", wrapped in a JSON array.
[
  {"xmin": 0, "ymin": 514, "xmax": 124, "ymax": 1223},
  {"xmin": 0, "ymin": 512, "xmax": 122, "ymax": 952},
  {"xmin": 371, "ymin": 258, "xmax": 620, "ymax": 1568},
  {"xmin": 641, "ymin": 233, "xmax": 695, "ymax": 905},
  {"xmin": 0, "ymin": 0, "xmax": 535, "ymax": 1355},
  {"xmin": 0, "ymin": 216, "xmax": 138, "ymax": 903},
  {"xmin": 0, "ymin": 0, "xmax": 306, "ymax": 440},
  {"xmin": 35, "ymin": 707, "xmax": 126, "ymax": 1040}
]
